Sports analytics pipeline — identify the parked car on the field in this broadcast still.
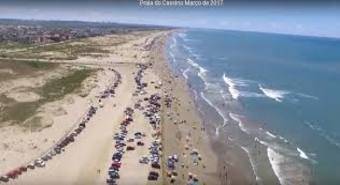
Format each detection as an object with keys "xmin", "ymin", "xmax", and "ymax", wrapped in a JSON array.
[
  {"xmin": 0, "ymin": 175, "xmax": 9, "ymax": 182},
  {"xmin": 147, "ymin": 171, "xmax": 159, "ymax": 181},
  {"xmin": 34, "ymin": 159, "xmax": 45, "ymax": 168}
]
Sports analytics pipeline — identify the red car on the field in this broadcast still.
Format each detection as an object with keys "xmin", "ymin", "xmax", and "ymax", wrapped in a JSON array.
[
  {"xmin": 111, "ymin": 161, "xmax": 122, "ymax": 169},
  {"xmin": 6, "ymin": 169, "xmax": 21, "ymax": 179}
]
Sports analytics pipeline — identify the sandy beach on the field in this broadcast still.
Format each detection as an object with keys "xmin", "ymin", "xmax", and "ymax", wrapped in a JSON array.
[{"xmin": 0, "ymin": 29, "xmax": 221, "ymax": 185}]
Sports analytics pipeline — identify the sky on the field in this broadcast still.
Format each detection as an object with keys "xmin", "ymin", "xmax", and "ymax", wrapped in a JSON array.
[{"xmin": 0, "ymin": 0, "xmax": 340, "ymax": 38}]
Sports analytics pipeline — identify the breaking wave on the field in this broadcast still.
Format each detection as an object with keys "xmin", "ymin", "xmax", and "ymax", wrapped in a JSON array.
[
  {"xmin": 259, "ymin": 85, "xmax": 289, "ymax": 102},
  {"xmin": 223, "ymin": 74, "xmax": 241, "ymax": 100},
  {"xmin": 267, "ymin": 147, "xmax": 310, "ymax": 185},
  {"xmin": 297, "ymin": 147, "xmax": 309, "ymax": 160},
  {"xmin": 177, "ymin": 32, "xmax": 187, "ymax": 40},
  {"xmin": 187, "ymin": 58, "xmax": 207, "ymax": 74},
  {"xmin": 186, "ymin": 58, "xmax": 209, "ymax": 88},
  {"xmin": 229, "ymin": 113, "xmax": 249, "ymax": 134},
  {"xmin": 222, "ymin": 74, "xmax": 264, "ymax": 100},
  {"xmin": 266, "ymin": 131, "xmax": 277, "ymax": 138}
]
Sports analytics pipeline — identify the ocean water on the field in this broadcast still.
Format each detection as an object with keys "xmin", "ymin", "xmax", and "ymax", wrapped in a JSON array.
[{"xmin": 166, "ymin": 29, "xmax": 340, "ymax": 185}]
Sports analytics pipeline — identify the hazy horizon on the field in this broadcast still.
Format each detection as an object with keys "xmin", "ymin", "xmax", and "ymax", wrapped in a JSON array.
[{"xmin": 0, "ymin": 0, "xmax": 340, "ymax": 38}]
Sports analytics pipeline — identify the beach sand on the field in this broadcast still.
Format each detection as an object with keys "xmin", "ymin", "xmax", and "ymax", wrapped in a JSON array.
[{"xmin": 0, "ymin": 30, "xmax": 223, "ymax": 185}]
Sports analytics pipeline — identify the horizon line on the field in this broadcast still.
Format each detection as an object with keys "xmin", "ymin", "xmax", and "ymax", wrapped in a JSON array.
[{"xmin": 1, "ymin": 17, "xmax": 339, "ymax": 40}]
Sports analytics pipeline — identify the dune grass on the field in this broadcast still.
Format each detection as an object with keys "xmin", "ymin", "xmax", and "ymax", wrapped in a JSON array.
[{"xmin": 0, "ymin": 68, "xmax": 94, "ymax": 125}]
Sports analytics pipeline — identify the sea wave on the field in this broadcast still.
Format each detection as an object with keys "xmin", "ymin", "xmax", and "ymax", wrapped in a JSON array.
[
  {"xmin": 267, "ymin": 147, "xmax": 287, "ymax": 185},
  {"xmin": 186, "ymin": 58, "xmax": 209, "ymax": 88},
  {"xmin": 182, "ymin": 67, "xmax": 190, "ymax": 80},
  {"xmin": 297, "ymin": 147, "xmax": 309, "ymax": 160},
  {"xmin": 259, "ymin": 85, "xmax": 289, "ymax": 102},
  {"xmin": 296, "ymin": 93, "xmax": 319, "ymax": 100},
  {"xmin": 177, "ymin": 32, "xmax": 187, "ymax": 40},
  {"xmin": 241, "ymin": 146, "xmax": 262, "ymax": 183},
  {"xmin": 170, "ymin": 36, "xmax": 177, "ymax": 50},
  {"xmin": 266, "ymin": 131, "xmax": 277, "ymax": 138},
  {"xmin": 222, "ymin": 74, "xmax": 264, "ymax": 100},
  {"xmin": 229, "ymin": 113, "xmax": 249, "ymax": 134},
  {"xmin": 187, "ymin": 58, "xmax": 207, "ymax": 74},
  {"xmin": 304, "ymin": 121, "xmax": 340, "ymax": 149},
  {"xmin": 200, "ymin": 92, "xmax": 228, "ymax": 136},
  {"xmin": 223, "ymin": 74, "xmax": 241, "ymax": 100},
  {"xmin": 268, "ymin": 147, "xmax": 310, "ymax": 185}
]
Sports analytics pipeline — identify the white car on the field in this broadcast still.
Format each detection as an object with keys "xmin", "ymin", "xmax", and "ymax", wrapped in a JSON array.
[{"xmin": 34, "ymin": 159, "xmax": 46, "ymax": 168}]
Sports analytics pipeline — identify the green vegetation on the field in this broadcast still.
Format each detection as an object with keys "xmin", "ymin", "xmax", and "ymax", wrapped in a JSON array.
[
  {"xmin": 0, "ymin": 68, "xmax": 94, "ymax": 125},
  {"xmin": 24, "ymin": 60, "xmax": 55, "ymax": 69},
  {"xmin": 0, "ymin": 39, "xmax": 110, "ymax": 60},
  {"xmin": 24, "ymin": 116, "xmax": 43, "ymax": 131},
  {"xmin": 1, "ymin": 102, "xmax": 40, "ymax": 123},
  {"xmin": 0, "ymin": 42, "xmax": 32, "ymax": 50},
  {"xmin": 38, "ymin": 69, "xmax": 94, "ymax": 102},
  {"xmin": 0, "ymin": 59, "xmax": 58, "ymax": 81}
]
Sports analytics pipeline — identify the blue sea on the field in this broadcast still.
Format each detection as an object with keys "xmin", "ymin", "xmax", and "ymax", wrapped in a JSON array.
[{"xmin": 166, "ymin": 29, "xmax": 340, "ymax": 185}]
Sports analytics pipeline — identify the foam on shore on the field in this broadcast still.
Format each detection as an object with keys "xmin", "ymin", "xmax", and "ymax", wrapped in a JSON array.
[
  {"xmin": 229, "ymin": 113, "xmax": 249, "ymax": 134},
  {"xmin": 267, "ymin": 147, "xmax": 286, "ymax": 185},
  {"xmin": 200, "ymin": 92, "xmax": 228, "ymax": 136},
  {"xmin": 182, "ymin": 67, "xmax": 190, "ymax": 80},
  {"xmin": 241, "ymin": 146, "xmax": 262, "ymax": 183}
]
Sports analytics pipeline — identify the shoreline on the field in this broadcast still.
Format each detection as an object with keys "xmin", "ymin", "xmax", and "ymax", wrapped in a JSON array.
[
  {"xmin": 0, "ymin": 29, "xmax": 223, "ymax": 185},
  {"xmin": 150, "ymin": 31, "xmax": 221, "ymax": 185},
  {"xmin": 153, "ymin": 30, "xmax": 256, "ymax": 184},
  {"xmin": 161, "ymin": 30, "xmax": 260, "ymax": 185}
]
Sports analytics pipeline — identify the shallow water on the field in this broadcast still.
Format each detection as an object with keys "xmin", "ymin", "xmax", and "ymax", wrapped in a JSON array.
[{"xmin": 167, "ymin": 29, "xmax": 340, "ymax": 185}]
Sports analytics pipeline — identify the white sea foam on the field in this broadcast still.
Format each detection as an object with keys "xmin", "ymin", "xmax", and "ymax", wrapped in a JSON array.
[
  {"xmin": 223, "ymin": 74, "xmax": 240, "ymax": 100},
  {"xmin": 200, "ymin": 92, "xmax": 228, "ymax": 134},
  {"xmin": 229, "ymin": 113, "xmax": 249, "ymax": 134},
  {"xmin": 241, "ymin": 146, "xmax": 262, "ymax": 182},
  {"xmin": 304, "ymin": 121, "xmax": 340, "ymax": 149},
  {"xmin": 186, "ymin": 58, "xmax": 209, "ymax": 87},
  {"xmin": 259, "ymin": 85, "xmax": 289, "ymax": 102},
  {"xmin": 177, "ymin": 32, "xmax": 187, "ymax": 39},
  {"xmin": 297, "ymin": 93, "xmax": 319, "ymax": 100},
  {"xmin": 266, "ymin": 131, "xmax": 277, "ymax": 138},
  {"xmin": 170, "ymin": 36, "xmax": 177, "ymax": 49},
  {"xmin": 297, "ymin": 147, "xmax": 309, "ymax": 160},
  {"xmin": 268, "ymin": 147, "xmax": 311, "ymax": 185},
  {"xmin": 182, "ymin": 67, "xmax": 190, "ymax": 80},
  {"xmin": 187, "ymin": 58, "xmax": 207, "ymax": 74},
  {"xmin": 183, "ymin": 44, "xmax": 193, "ymax": 53},
  {"xmin": 255, "ymin": 137, "xmax": 270, "ymax": 147},
  {"xmin": 241, "ymin": 91, "xmax": 265, "ymax": 98},
  {"xmin": 267, "ymin": 148, "xmax": 287, "ymax": 185}
]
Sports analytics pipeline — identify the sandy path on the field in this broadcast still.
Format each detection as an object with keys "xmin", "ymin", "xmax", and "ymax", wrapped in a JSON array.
[{"xmin": 8, "ymin": 66, "xmax": 135, "ymax": 185}]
